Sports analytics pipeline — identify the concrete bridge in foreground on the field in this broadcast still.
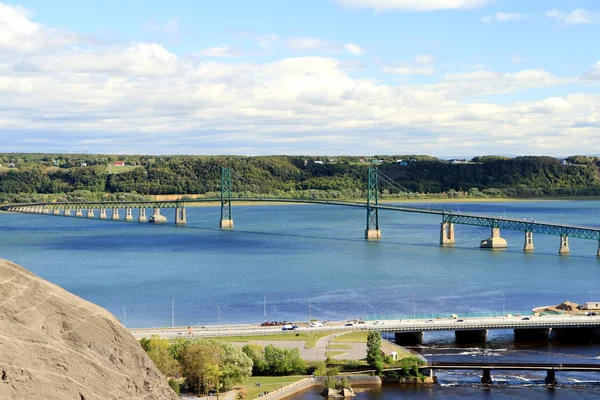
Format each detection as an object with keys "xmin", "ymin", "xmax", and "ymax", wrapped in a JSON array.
[
  {"xmin": 421, "ymin": 362, "xmax": 600, "ymax": 385},
  {"xmin": 2, "ymin": 167, "xmax": 600, "ymax": 256}
]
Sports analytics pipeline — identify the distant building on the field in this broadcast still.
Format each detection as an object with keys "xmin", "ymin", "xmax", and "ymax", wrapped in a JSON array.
[
  {"xmin": 80, "ymin": 162, "xmax": 87, "ymax": 167},
  {"xmin": 395, "ymin": 159, "xmax": 408, "ymax": 166},
  {"xmin": 8, "ymin": 163, "xmax": 15, "ymax": 168},
  {"xmin": 371, "ymin": 159, "xmax": 384, "ymax": 164},
  {"xmin": 113, "ymin": 161, "xmax": 125, "ymax": 167},
  {"xmin": 380, "ymin": 349, "xmax": 398, "ymax": 361},
  {"xmin": 359, "ymin": 159, "xmax": 365, "ymax": 163},
  {"xmin": 314, "ymin": 160, "xmax": 324, "ymax": 164},
  {"xmin": 583, "ymin": 302, "xmax": 600, "ymax": 310},
  {"xmin": 450, "ymin": 159, "xmax": 468, "ymax": 164}
]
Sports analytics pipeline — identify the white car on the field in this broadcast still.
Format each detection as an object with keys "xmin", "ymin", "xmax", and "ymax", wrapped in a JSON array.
[
  {"xmin": 372, "ymin": 320, "xmax": 385, "ymax": 325},
  {"xmin": 310, "ymin": 322, "xmax": 323, "ymax": 328}
]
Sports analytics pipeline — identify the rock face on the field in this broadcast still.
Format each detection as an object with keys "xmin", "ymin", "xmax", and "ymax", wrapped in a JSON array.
[{"xmin": 0, "ymin": 258, "xmax": 178, "ymax": 400}]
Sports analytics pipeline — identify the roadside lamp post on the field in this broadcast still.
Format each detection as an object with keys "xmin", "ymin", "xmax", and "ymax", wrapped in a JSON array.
[
  {"xmin": 263, "ymin": 294, "xmax": 268, "ymax": 322},
  {"xmin": 499, "ymin": 290, "xmax": 505, "ymax": 321},
  {"xmin": 308, "ymin": 298, "xmax": 312, "ymax": 324},
  {"xmin": 172, "ymin": 297, "xmax": 175, "ymax": 328},
  {"xmin": 217, "ymin": 304, "xmax": 221, "ymax": 334},
  {"xmin": 411, "ymin": 294, "xmax": 416, "ymax": 324}
]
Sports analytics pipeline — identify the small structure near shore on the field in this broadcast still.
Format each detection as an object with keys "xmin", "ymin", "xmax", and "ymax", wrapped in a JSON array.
[{"xmin": 321, "ymin": 376, "xmax": 355, "ymax": 398}]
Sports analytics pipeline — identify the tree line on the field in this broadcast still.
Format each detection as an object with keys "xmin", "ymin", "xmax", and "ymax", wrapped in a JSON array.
[{"xmin": 1, "ymin": 154, "xmax": 600, "ymax": 204}]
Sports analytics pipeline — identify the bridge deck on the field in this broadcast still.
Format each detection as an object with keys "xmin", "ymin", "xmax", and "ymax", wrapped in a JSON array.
[
  {"xmin": 426, "ymin": 362, "xmax": 600, "ymax": 372},
  {"xmin": 3, "ymin": 197, "xmax": 600, "ymax": 240}
]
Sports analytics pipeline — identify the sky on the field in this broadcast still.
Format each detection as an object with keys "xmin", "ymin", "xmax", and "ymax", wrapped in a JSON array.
[{"xmin": 0, "ymin": 0, "xmax": 599, "ymax": 157}]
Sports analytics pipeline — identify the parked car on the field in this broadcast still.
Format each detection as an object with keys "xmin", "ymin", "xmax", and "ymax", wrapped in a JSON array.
[{"xmin": 344, "ymin": 323, "xmax": 354, "ymax": 327}]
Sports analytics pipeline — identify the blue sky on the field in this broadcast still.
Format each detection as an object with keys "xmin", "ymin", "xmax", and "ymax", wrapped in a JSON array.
[{"xmin": 0, "ymin": 0, "xmax": 599, "ymax": 156}]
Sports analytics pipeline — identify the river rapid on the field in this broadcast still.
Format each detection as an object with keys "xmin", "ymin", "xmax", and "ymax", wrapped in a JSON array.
[{"xmin": 2, "ymin": 200, "xmax": 600, "ymax": 398}]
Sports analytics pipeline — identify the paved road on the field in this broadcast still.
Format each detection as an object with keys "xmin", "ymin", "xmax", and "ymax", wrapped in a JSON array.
[{"xmin": 129, "ymin": 314, "xmax": 600, "ymax": 340}]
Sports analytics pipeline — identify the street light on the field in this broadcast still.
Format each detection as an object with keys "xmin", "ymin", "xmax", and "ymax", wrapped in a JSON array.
[
  {"xmin": 499, "ymin": 290, "xmax": 505, "ymax": 320},
  {"xmin": 411, "ymin": 294, "xmax": 416, "ymax": 324},
  {"xmin": 263, "ymin": 294, "xmax": 268, "ymax": 322},
  {"xmin": 172, "ymin": 297, "xmax": 175, "ymax": 328},
  {"xmin": 123, "ymin": 306, "xmax": 127, "ymax": 328},
  {"xmin": 217, "ymin": 304, "xmax": 221, "ymax": 333},
  {"xmin": 307, "ymin": 298, "xmax": 312, "ymax": 324}
]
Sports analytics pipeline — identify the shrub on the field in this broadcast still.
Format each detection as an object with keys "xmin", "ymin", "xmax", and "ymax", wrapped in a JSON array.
[{"xmin": 168, "ymin": 379, "xmax": 180, "ymax": 395}]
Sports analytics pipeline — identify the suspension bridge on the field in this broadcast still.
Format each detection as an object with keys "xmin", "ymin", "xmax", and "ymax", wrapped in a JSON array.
[{"xmin": 2, "ymin": 167, "xmax": 599, "ymax": 256}]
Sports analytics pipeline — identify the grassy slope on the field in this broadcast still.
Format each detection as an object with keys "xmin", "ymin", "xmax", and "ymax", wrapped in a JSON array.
[
  {"xmin": 241, "ymin": 376, "xmax": 307, "ymax": 399},
  {"xmin": 210, "ymin": 331, "xmax": 332, "ymax": 349}
]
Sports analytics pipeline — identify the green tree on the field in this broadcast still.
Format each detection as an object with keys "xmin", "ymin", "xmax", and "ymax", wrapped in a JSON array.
[
  {"xmin": 366, "ymin": 331, "xmax": 383, "ymax": 374},
  {"xmin": 242, "ymin": 344, "xmax": 268, "ymax": 374},
  {"xmin": 220, "ymin": 343, "xmax": 253, "ymax": 390},
  {"xmin": 142, "ymin": 335, "xmax": 181, "ymax": 376}
]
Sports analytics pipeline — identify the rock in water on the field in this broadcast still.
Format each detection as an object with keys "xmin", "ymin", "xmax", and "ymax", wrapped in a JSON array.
[{"xmin": 0, "ymin": 258, "xmax": 178, "ymax": 400}]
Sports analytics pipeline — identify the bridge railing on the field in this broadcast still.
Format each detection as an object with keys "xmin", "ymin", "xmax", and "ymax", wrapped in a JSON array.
[{"xmin": 365, "ymin": 311, "xmax": 536, "ymax": 320}]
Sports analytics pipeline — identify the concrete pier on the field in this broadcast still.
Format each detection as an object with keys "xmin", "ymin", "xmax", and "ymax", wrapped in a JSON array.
[
  {"xmin": 75, "ymin": 209, "xmax": 83, "ymax": 217},
  {"xmin": 440, "ymin": 222, "xmax": 455, "ymax": 246},
  {"xmin": 481, "ymin": 369, "xmax": 493, "ymax": 384},
  {"xmin": 480, "ymin": 227, "xmax": 507, "ymax": 249},
  {"xmin": 87, "ymin": 209, "xmax": 95, "ymax": 218},
  {"xmin": 112, "ymin": 208, "xmax": 120, "ymax": 220},
  {"xmin": 138, "ymin": 208, "xmax": 147, "ymax": 222},
  {"xmin": 545, "ymin": 370, "xmax": 557, "ymax": 386},
  {"xmin": 523, "ymin": 231, "xmax": 534, "ymax": 252},
  {"xmin": 99, "ymin": 209, "xmax": 107, "ymax": 219},
  {"xmin": 455, "ymin": 329, "xmax": 488, "ymax": 344},
  {"xmin": 125, "ymin": 208, "xmax": 133, "ymax": 221},
  {"xmin": 514, "ymin": 328, "xmax": 550, "ymax": 341},
  {"xmin": 175, "ymin": 208, "xmax": 187, "ymax": 226},
  {"xmin": 52, "ymin": 209, "xmax": 61, "ymax": 216},
  {"xmin": 597, "ymin": 240, "xmax": 600, "ymax": 258},
  {"xmin": 559, "ymin": 235, "xmax": 570, "ymax": 255},
  {"xmin": 220, "ymin": 219, "xmax": 234, "ymax": 228},
  {"xmin": 63, "ymin": 209, "xmax": 71, "ymax": 216},
  {"xmin": 394, "ymin": 332, "xmax": 423, "ymax": 346},
  {"xmin": 364, "ymin": 229, "xmax": 381, "ymax": 239}
]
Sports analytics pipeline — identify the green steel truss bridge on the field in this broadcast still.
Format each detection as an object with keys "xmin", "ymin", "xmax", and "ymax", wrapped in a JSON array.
[{"xmin": 2, "ymin": 167, "xmax": 599, "ymax": 256}]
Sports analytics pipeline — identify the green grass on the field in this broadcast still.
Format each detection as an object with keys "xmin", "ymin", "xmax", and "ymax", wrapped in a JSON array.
[
  {"xmin": 331, "ymin": 331, "xmax": 368, "ymax": 343},
  {"xmin": 326, "ymin": 351, "xmax": 347, "ymax": 358},
  {"xmin": 241, "ymin": 376, "xmax": 307, "ymax": 399},
  {"xmin": 326, "ymin": 344, "xmax": 353, "ymax": 349},
  {"xmin": 210, "ymin": 331, "xmax": 332, "ymax": 349}
]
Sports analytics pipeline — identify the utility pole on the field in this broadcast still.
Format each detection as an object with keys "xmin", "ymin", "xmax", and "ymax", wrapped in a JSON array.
[
  {"xmin": 263, "ymin": 294, "xmax": 268, "ymax": 322},
  {"xmin": 172, "ymin": 297, "xmax": 175, "ymax": 328}
]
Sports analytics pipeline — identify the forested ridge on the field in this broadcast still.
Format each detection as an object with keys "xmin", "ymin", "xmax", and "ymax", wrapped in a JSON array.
[{"xmin": 1, "ymin": 153, "xmax": 599, "ymax": 204}]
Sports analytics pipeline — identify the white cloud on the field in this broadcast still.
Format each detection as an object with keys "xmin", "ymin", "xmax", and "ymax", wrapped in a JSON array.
[
  {"xmin": 343, "ymin": 43, "xmax": 364, "ymax": 55},
  {"xmin": 1, "ymin": 2, "xmax": 600, "ymax": 156},
  {"xmin": 546, "ymin": 9, "xmax": 598, "ymax": 25},
  {"xmin": 584, "ymin": 61, "xmax": 600, "ymax": 80},
  {"xmin": 414, "ymin": 54, "xmax": 435, "ymax": 64},
  {"xmin": 481, "ymin": 12, "xmax": 527, "ymax": 23},
  {"xmin": 332, "ymin": 0, "xmax": 490, "ymax": 12},
  {"xmin": 0, "ymin": 3, "xmax": 79, "ymax": 52},
  {"xmin": 195, "ymin": 45, "xmax": 241, "ymax": 58},
  {"xmin": 145, "ymin": 17, "xmax": 181, "ymax": 37},
  {"xmin": 383, "ymin": 65, "xmax": 435, "ymax": 75}
]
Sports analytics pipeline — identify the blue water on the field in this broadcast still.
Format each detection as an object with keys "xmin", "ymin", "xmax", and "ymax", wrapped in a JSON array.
[{"xmin": 2, "ymin": 200, "xmax": 600, "ymax": 398}]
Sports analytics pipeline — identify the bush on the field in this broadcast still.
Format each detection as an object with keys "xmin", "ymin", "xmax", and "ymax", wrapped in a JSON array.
[{"xmin": 168, "ymin": 379, "xmax": 180, "ymax": 395}]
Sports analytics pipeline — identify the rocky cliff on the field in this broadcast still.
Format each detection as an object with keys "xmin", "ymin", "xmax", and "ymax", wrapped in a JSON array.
[{"xmin": 0, "ymin": 258, "xmax": 178, "ymax": 400}]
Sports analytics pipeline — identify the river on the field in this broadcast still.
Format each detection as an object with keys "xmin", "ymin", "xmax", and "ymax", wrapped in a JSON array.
[{"xmin": 2, "ymin": 200, "xmax": 600, "ymax": 398}]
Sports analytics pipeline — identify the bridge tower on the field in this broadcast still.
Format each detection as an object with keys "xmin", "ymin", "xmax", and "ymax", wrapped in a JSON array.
[
  {"xmin": 365, "ymin": 167, "xmax": 381, "ymax": 239},
  {"xmin": 220, "ymin": 167, "xmax": 234, "ymax": 228}
]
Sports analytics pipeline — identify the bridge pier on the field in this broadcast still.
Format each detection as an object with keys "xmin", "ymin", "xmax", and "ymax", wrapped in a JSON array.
[
  {"xmin": 545, "ymin": 370, "xmax": 557, "ymax": 386},
  {"xmin": 559, "ymin": 235, "xmax": 570, "ymax": 255},
  {"xmin": 523, "ymin": 231, "xmax": 534, "ymax": 252},
  {"xmin": 112, "ymin": 208, "xmax": 120, "ymax": 220},
  {"xmin": 43, "ymin": 208, "xmax": 50, "ymax": 215},
  {"xmin": 394, "ymin": 332, "xmax": 423, "ymax": 346},
  {"xmin": 52, "ymin": 209, "xmax": 61, "ymax": 216},
  {"xmin": 125, "ymin": 208, "xmax": 133, "ymax": 221},
  {"xmin": 63, "ymin": 209, "xmax": 71, "ymax": 217},
  {"xmin": 365, "ymin": 229, "xmax": 381, "ymax": 239},
  {"xmin": 514, "ymin": 328, "xmax": 550, "ymax": 341},
  {"xmin": 481, "ymin": 369, "xmax": 493, "ymax": 384},
  {"xmin": 480, "ymin": 227, "xmax": 507, "ymax": 249},
  {"xmin": 138, "ymin": 208, "xmax": 147, "ymax": 222},
  {"xmin": 99, "ymin": 209, "xmax": 107, "ymax": 219},
  {"xmin": 440, "ymin": 222, "xmax": 455, "ymax": 246},
  {"xmin": 75, "ymin": 209, "xmax": 83, "ymax": 217},
  {"xmin": 220, "ymin": 219, "xmax": 234, "ymax": 228},
  {"xmin": 455, "ymin": 329, "xmax": 487, "ymax": 344},
  {"xmin": 175, "ymin": 207, "xmax": 187, "ymax": 226},
  {"xmin": 87, "ymin": 208, "xmax": 95, "ymax": 218},
  {"xmin": 597, "ymin": 240, "xmax": 600, "ymax": 258}
]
